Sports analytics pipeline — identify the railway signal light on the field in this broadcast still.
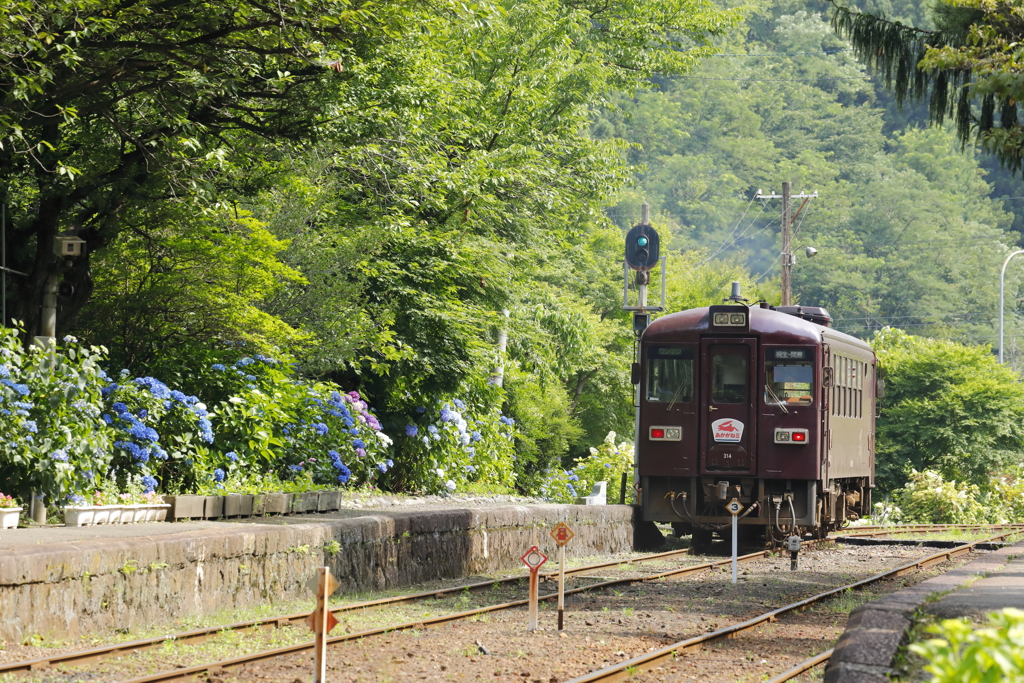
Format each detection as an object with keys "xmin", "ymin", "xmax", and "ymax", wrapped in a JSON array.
[{"xmin": 625, "ymin": 224, "xmax": 660, "ymax": 271}]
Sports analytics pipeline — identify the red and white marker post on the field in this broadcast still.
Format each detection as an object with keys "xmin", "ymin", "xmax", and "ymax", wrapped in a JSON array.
[
  {"xmin": 549, "ymin": 522, "xmax": 574, "ymax": 630},
  {"xmin": 304, "ymin": 566, "xmax": 340, "ymax": 682},
  {"xmin": 521, "ymin": 546, "xmax": 548, "ymax": 631}
]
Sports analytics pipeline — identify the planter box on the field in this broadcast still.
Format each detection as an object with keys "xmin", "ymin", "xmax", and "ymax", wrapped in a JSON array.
[
  {"xmin": 224, "ymin": 494, "xmax": 253, "ymax": 518},
  {"xmin": 64, "ymin": 504, "xmax": 170, "ymax": 527},
  {"xmin": 163, "ymin": 495, "xmax": 205, "ymax": 521},
  {"xmin": 317, "ymin": 491, "xmax": 341, "ymax": 512},
  {"xmin": 252, "ymin": 493, "xmax": 267, "ymax": 516},
  {"xmin": 203, "ymin": 496, "xmax": 225, "ymax": 520},
  {"xmin": 0, "ymin": 507, "xmax": 22, "ymax": 529},
  {"xmin": 262, "ymin": 492, "xmax": 291, "ymax": 515},
  {"xmin": 292, "ymin": 491, "xmax": 318, "ymax": 514}
]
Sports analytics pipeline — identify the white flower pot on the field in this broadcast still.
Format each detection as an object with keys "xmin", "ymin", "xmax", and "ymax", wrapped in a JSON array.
[
  {"xmin": 154, "ymin": 504, "xmax": 170, "ymax": 522},
  {"xmin": 130, "ymin": 505, "xmax": 148, "ymax": 523},
  {"xmin": 64, "ymin": 506, "xmax": 96, "ymax": 527},
  {"xmin": 0, "ymin": 507, "xmax": 22, "ymax": 529}
]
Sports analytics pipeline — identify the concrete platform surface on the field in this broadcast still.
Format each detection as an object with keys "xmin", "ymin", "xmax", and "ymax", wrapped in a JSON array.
[
  {"xmin": 824, "ymin": 540, "xmax": 1024, "ymax": 683},
  {"xmin": 926, "ymin": 553, "xmax": 1024, "ymax": 619}
]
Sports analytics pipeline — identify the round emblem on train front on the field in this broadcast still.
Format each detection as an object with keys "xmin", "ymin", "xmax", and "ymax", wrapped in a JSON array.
[{"xmin": 712, "ymin": 418, "xmax": 744, "ymax": 442}]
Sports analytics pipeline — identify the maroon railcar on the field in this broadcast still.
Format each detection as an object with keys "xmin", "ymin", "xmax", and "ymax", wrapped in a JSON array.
[{"xmin": 636, "ymin": 302, "xmax": 875, "ymax": 546}]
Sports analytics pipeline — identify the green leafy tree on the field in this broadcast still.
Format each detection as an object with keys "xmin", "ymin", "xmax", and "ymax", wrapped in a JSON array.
[
  {"xmin": 873, "ymin": 327, "xmax": 1024, "ymax": 492},
  {"xmin": 0, "ymin": 0, "xmax": 402, "ymax": 338}
]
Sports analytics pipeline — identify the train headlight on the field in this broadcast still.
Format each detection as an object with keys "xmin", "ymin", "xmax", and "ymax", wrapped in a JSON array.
[
  {"xmin": 774, "ymin": 428, "xmax": 809, "ymax": 444},
  {"xmin": 649, "ymin": 426, "xmax": 682, "ymax": 441}
]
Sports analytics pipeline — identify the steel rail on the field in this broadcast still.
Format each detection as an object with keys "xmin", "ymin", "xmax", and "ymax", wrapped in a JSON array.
[
  {"xmin": 0, "ymin": 545, "xmax": 698, "ymax": 674},
  {"xmin": 560, "ymin": 528, "xmax": 1019, "ymax": 683},
  {"xmin": 765, "ymin": 649, "xmax": 833, "ymax": 683},
  {"xmin": 110, "ymin": 545, "xmax": 802, "ymax": 683},
  {"xmin": 838, "ymin": 523, "xmax": 1024, "ymax": 539}
]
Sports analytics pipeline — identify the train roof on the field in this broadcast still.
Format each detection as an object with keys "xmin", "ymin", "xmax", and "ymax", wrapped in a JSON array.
[{"xmin": 643, "ymin": 305, "xmax": 873, "ymax": 353}]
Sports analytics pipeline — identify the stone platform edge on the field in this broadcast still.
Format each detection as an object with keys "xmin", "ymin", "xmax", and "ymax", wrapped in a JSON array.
[
  {"xmin": 823, "ymin": 540, "xmax": 1024, "ymax": 683},
  {"xmin": 0, "ymin": 504, "xmax": 634, "ymax": 641}
]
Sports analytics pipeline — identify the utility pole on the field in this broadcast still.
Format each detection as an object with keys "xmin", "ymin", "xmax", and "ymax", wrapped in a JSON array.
[
  {"xmin": 781, "ymin": 182, "xmax": 791, "ymax": 306},
  {"xmin": 756, "ymin": 185, "xmax": 818, "ymax": 305}
]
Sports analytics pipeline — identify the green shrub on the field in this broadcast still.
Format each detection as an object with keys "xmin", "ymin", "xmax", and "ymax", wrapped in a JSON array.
[
  {"xmin": 892, "ymin": 469, "xmax": 989, "ymax": 524},
  {"xmin": 910, "ymin": 609, "xmax": 1024, "ymax": 682},
  {"xmin": 392, "ymin": 377, "xmax": 517, "ymax": 495},
  {"xmin": 540, "ymin": 431, "xmax": 633, "ymax": 503}
]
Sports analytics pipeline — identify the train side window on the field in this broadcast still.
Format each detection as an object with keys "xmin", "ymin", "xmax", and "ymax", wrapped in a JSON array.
[
  {"xmin": 764, "ymin": 361, "xmax": 813, "ymax": 406},
  {"xmin": 646, "ymin": 346, "xmax": 695, "ymax": 403},
  {"xmin": 711, "ymin": 353, "xmax": 748, "ymax": 404}
]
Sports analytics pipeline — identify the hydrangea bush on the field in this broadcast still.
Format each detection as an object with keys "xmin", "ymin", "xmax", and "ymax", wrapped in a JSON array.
[
  {"xmin": 0, "ymin": 330, "xmax": 113, "ymax": 503},
  {"xmin": 540, "ymin": 432, "xmax": 633, "ymax": 503},
  {"xmin": 395, "ymin": 379, "xmax": 517, "ymax": 495},
  {"xmin": 201, "ymin": 355, "xmax": 392, "ymax": 493}
]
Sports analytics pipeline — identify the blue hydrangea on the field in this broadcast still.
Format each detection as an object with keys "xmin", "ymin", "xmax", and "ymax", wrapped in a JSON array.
[
  {"xmin": 198, "ymin": 417, "xmax": 214, "ymax": 444},
  {"xmin": 439, "ymin": 407, "xmax": 454, "ymax": 422},
  {"xmin": 170, "ymin": 390, "xmax": 187, "ymax": 402},
  {"xmin": 464, "ymin": 465, "xmax": 476, "ymax": 473},
  {"xmin": 245, "ymin": 375, "xmax": 256, "ymax": 381},
  {"xmin": 101, "ymin": 384, "xmax": 118, "ymax": 397},
  {"xmin": 337, "ymin": 464, "xmax": 351, "ymax": 484},
  {"xmin": 604, "ymin": 463, "xmax": 612, "ymax": 468},
  {"xmin": 348, "ymin": 427, "xmax": 359, "ymax": 436},
  {"xmin": 405, "ymin": 424, "xmax": 418, "ymax": 437},
  {"xmin": 235, "ymin": 357, "xmax": 255, "ymax": 367},
  {"xmin": 213, "ymin": 468, "xmax": 226, "ymax": 482},
  {"xmin": 377, "ymin": 462, "xmax": 388, "ymax": 473},
  {"xmin": 212, "ymin": 364, "xmax": 226, "ymax": 371},
  {"xmin": 422, "ymin": 436, "xmax": 430, "ymax": 446},
  {"xmin": 141, "ymin": 475, "xmax": 159, "ymax": 493},
  {"xmin": 226, "ymin": 451, "xmax": 238, "ymax": 461},
  {"xmin": 138, "ymin": 408, "xmax": 148, "ymax": 418},
  {"xmin": 69, "ymin": 494, "xmax": 86, "ymax": 505},
  {"xmin": 313, "ymin": 423, "xmax": 329, "ymax": 436},
  {"xmin": 50, "ymin": 449, "xmax": 69, "ymax": 462},
  {"xmin": 0, "ymin": 365, "xmax": 9, "ymax": 378},
  {"xmin": 353, "ymin": 439, "xmax": 365, "ymax": 449},
  {"xmin": 112, "ymin": 402, "xmax": 129, "ymax": 414},
  {"xmin": 23, "ymin": 420, "xmax": 37, "ymax": 433},
  {"xmin": 427, "ymin": 424, "xmax": 438, "ymax": 435},
  {"xmin": 568, "ymin": 474, "xmax": 579, "ymax": 482},
  {"xmin": 288, "ymin": 464, "xmax": 303, "ymax": 472},
  {"xmin": 386, "ymin": 459, "xmax": 394, "ymax": 468},
  {"xmin": 12, "ymin": 401, "xmax": 32, "ymax": 410},
  {"xmin": 415, "ymin": 406, "xmax": 426, "ymax": 414},
  {"xmin": 134, "ymin": 376, "xmax": 171, "ymax": 399},
  {"xmin": 342, "ymin": 417, "xmax": 354, "ymax": 428},
  {"xmin": 471, "ymin": 431, "xmax": 482, "ymax": 442},
  {"xmin": 101, "ymin": 414, "xmax": 113, "ymax": 425},
  {"xmin": 151, "ymin": 446, "xmax": 169, "ymax": 461},
  {"xmin": 453, "ymin": 399, "xmax": 466, "ymax": 410}
]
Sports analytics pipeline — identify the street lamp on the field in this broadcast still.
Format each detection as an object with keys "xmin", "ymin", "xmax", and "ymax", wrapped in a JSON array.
[{"xmin": 999, "ymin": 250, "xmax": 1024, "ymax": 364}]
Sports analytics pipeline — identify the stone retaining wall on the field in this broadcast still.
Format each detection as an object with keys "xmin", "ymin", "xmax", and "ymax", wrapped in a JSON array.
[{"xmin": 0, "ymin": 504, "xmax": 633, "ymax": 641}]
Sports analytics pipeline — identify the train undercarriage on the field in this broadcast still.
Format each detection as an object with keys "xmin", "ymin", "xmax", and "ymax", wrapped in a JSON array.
[{"xmin": 639, "ymin": 475, "xmax": 872, "ymax": 550}]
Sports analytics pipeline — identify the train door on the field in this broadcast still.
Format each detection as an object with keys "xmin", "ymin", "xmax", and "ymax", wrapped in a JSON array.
[{"xmin": 700, "ymin": 338, "xmax": 756, "ymax": 473}]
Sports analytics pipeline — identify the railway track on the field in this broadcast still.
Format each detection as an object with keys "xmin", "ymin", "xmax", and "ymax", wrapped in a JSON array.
[
  {"xmin": 561, "ymin": 527, "xmax": 1021, "ymax": 683},
  {"xmin": 2, "ymin": 523, "xmax": 1014, "ymax": 681},
  {"xmin": 0, "ymin": 544, "xmax": 703, "ymax": 675}
]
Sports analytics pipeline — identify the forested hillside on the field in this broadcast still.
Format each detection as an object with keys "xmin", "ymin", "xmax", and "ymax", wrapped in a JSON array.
[
  {"xmin": 599, "ymin": 0, "xmax": 1024, "ymax": 357},
  {"xmin": 2, "ymin": 0, "xmax": 1023, "ymax": 503}
]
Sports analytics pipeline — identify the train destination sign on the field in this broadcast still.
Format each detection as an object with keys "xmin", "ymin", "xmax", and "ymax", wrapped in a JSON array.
[
  {"xmin": 768, "ymin": 348, "xmax": 809, "ymax": 360},
  {"xmin": 712, "ymin": 418, "xmax": 744, "ymax": 442}
]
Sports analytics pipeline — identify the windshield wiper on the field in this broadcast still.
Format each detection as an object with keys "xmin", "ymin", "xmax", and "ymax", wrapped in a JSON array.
[{"xmin": 765, "ymin": 383, "xmax": 789, "ymax": 414}]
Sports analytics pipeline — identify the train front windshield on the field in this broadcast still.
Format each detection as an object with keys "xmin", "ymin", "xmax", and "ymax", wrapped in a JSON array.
[
  {"xmin": 647, "ymin": 346, "xmax": 694, "ymax": 404},
  {"xmin": 765, "ymin": 348, "xmax": 813, "ymax": 406}
]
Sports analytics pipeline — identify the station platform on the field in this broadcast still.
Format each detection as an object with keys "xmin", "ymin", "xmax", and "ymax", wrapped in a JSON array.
[
  {"xmin": 0, "ymin": 501, "xmax": 633, "ymax": 642},
  {"xmin": 824, "ymin": 539, "xmax": 1024, "ymax": 683}
]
